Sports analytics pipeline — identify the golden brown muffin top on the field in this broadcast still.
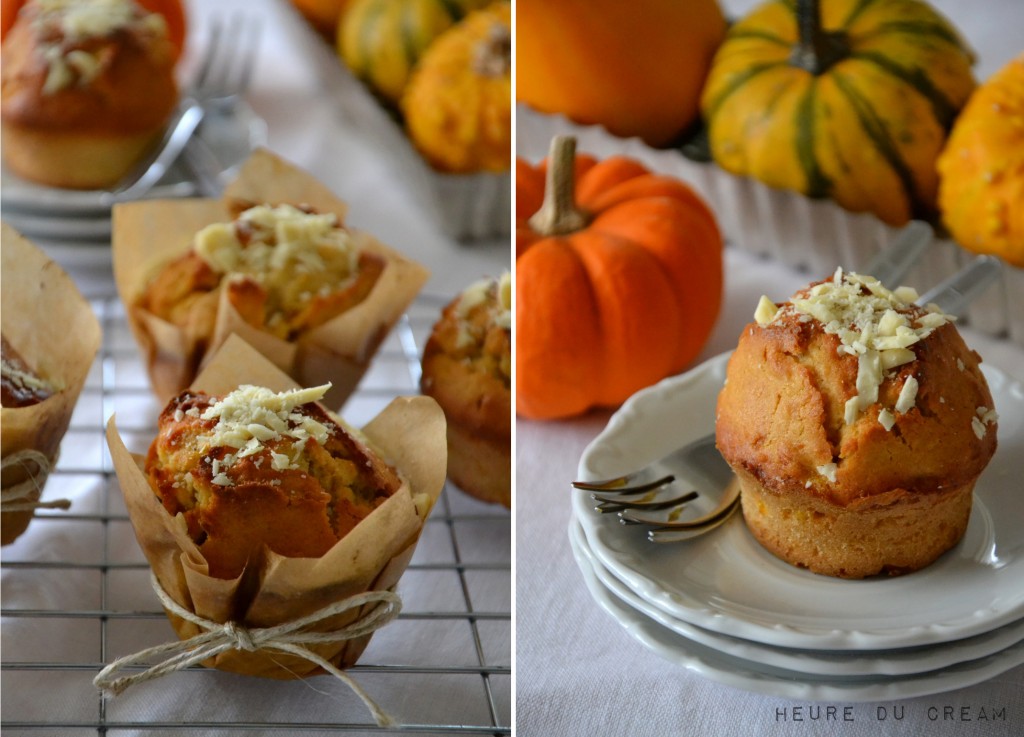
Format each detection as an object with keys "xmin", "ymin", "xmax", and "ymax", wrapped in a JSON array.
[
  {"xmin": 1, "ymin": 0, "xmax": 176, "ymax": 132},
  {"xmin": 419, "ymin": 273, "xmax": 511, "ymax": 441},
  {"xmin": 716, "ymin": 270, "xmax": 998, "ymax": 507},
  {"xmin": 145, "ymin": 383, "xmax": 401, "ymax": 579},
  {"xmin": 1, "ymin": 334, "xmax": 57, "ymax": 408},
  {"xmin": 446, "ymin": 272, "xmax": 511, "ymax": 387},
  {"xmin": 142, "ymin": 204, "xmax": 385, "ymax": 341}
]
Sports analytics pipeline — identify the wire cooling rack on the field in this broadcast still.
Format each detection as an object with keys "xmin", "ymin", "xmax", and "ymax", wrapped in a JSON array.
[{"xmin": 1, "ymin": 294, "xmax": 511, "ymax": 736}]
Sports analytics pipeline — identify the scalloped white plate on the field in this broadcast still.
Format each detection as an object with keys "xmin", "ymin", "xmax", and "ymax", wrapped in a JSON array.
[
  {"xmin": 0, "ymin": 100, "xmax": 266, "ymax": 218},
  {"xmin": 570, "ymin": 517, "xmax": 1024, "ymax": 702},
  {"xmin": 574, "ymin": 351, "xmax": 1024, "ymax": 650},
  {"xmin": 572, "ymin": 519, "xmax": 1024, "ymax": 678}
]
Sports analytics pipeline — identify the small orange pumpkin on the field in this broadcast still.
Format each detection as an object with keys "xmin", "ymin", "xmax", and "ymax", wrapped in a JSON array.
[
  {"xmin": 938, "ymin": 54, "xmax": 1024, "ymax": 268},
  {"xmin": 516, "ymin": 136, "xmax": 724, "ymax": 420},
  {"xmin": 515, "ymin": 0, "xmax": 727, "ymax": 148}
]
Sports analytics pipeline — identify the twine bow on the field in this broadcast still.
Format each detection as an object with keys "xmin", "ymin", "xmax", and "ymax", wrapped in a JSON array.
[
  {"xmin": 94, "ymin": 572, "xmax": 402, "ymax": 726},
  {"xmin": 0, "ymin": 449, "xmax": 70, "ymax": 514}
]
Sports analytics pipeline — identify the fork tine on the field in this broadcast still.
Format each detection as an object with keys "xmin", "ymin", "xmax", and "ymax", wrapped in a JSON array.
[
  {"xmin": 191, "ymin": 15, "xmax": 224, "ymax": 92},
  {"xmin": 191, "ymin": 14, "xmax": 262, "ymax": 100},
  {"xmin": 622, "ymin": 479, "xmax": 740, "ymax": 528},
  {"xmin": 572, "ymin": 474, "xmax": 674, "ymax": 495},
  {"xmin": 592, "ymin": 489, "xmax": 695, "ymax": 508},
  {"xmin": 233, "ymin": 15, "xmax": 262, "ymax": 95}
]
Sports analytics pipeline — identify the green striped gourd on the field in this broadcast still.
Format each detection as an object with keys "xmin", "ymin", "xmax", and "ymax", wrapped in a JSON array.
[
  {"xmin": 700, "ymin": 0, "xmax": 976, "ymax": 226},
  {"xmin": 339, "ymin": 0, "xmax": 489, "ymax": 106}
]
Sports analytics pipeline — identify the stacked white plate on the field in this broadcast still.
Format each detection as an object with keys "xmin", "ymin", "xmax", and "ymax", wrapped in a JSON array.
[
  {"xmin": 570, "ymin": 352, "xmax": 1024, "ymax": 701},
  {"xmin": 0, "ymin": 102, "xmax": 266, "ymax": 271}
]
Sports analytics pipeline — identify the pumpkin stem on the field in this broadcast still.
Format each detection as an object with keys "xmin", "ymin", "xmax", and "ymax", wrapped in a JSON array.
[
  {"xmin": 473, "ymin": 22, "xmax": 511, "ymax": 77},
  {"xmin": 791, "ymin": 0, "xmax": 849, "ymax": 75},
  {"xmin": 529, "ymin": 136, "xmax": 592, "ymax": 236}
]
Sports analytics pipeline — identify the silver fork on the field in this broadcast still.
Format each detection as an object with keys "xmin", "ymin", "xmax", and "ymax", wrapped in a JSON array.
[
  {"xmin": 573, "ymin": 434, "xmax": 740, "ymax": 543},
  {"xmin": 106, "ymin": 14, "xmax": 263, "ymax": 202},
  {"xmin": 572, "ymin": 223, "xmax": 1003, "ymax": 543}
]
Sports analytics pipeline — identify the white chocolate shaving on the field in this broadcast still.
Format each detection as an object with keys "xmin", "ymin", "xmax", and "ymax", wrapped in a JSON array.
[
  {"xmin": 754, "ymin": 295, "xmax": 779, "ymax": 326},
  {"xmin": 196, "ymin": 384, "xmax": 332, "ymax": 477},
  {"xmin": 895, "ymin": 375, "xmax": 919, "ymax": 415},
  {"xmin": 765, "ymin": 269, "xmax": 951, "ymax": 425},
  {"xmin": 817, "ymin": 463, "xmax": 838, "ymax": 483}
]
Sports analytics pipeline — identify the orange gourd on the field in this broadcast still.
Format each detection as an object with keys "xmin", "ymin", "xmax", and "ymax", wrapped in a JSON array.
[
  {"xmin": 516, "ymin": 136, "xmax": 724, "ymax": 420},
  {"xmin": 1, "ymin": 0, "xmax": 187, "ymax": 61},
  {"xmin": 515, "ymin": 0, "xmax": 727, "ymax": 148},
  {"xmin": 289, "ymin": 0, "xmax": 350, "ymax": 39},
  {"xmin": 938, "ymin": 54, "xmax": 1024, "ymax": 268}
]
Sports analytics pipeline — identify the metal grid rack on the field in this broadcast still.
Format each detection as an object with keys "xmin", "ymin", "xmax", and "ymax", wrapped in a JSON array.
[{"xmin": 1, "ymin": 294, "xmax": 511, "ymax": 736}]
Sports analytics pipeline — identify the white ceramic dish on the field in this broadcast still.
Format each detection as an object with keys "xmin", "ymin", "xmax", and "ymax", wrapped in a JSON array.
[
  {"xmin": 570, "ymin": 517, "xmax": 1024, "ymax": 702},
  {"xmin": 1, "ymin": 210, "xmax": 112, "ymax": 241},
  {"xmin": 574, "ymin": 351, "xmax": 1024, "ymax": 651},
  {"xmin": 572, "ymin": 519, "xmax": 1024, "ymax": 678},
  {"xmin": 0, "ymin": 159, "xmax": 195, "ymax": 215},
  {"xmin": 0, "ymin": 101, "xmax": 266, "ymax": 218}
]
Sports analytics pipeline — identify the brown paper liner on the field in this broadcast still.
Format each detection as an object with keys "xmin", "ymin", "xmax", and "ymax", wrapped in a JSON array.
[
  {"xmin": 112, "ymin": 147, "xmax": 430, "ymax": 408},
  {"xmin": 1, "ymin": 223, "xmax": 101, "ymax": 545},
  {"xmin": 106, "ymin": 334, "xmax": 447, "ymax": 677}
]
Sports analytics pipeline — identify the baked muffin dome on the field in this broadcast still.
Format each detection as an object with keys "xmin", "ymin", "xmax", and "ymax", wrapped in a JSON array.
[
  {"xmin": 145, "ymin": 383, "xmax": 401, "ymax": 579},
  {"xmin": 716, "ymin": 269, "xmax": 997, "ymax": 578},
  {"xmin": 421, "ymin": 273, "xmax": 511, "ymax": 507},
  {"xmin": 1, "ymin": 0, "xmax": 178, "ymax": 189},
  {"xmin": 142, "ymin": 202, "xmax": 385, "ymax": 347}
]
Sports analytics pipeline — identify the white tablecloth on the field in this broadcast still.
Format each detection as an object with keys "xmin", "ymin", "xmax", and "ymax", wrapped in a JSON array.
[{"xmin": 516, "ymin": 1, "xmax": 1024, "ymax": 735}]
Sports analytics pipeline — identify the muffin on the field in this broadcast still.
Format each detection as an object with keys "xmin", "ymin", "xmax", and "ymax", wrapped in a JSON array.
[
  {"xmin": 140, "ymin": 202, "xmax": 386, "ymax": 363},
  {"xmin": 1, "ymin": 0, "xmax": 179, "ymax": 189},
  {"xmin": 107, "ymin": 335, "xmax": 447, "ymax": 679},
  {"xmin": 114, "ymin": 148, "xmax": 429, "ymax": 407},
  {"xmin": 716, "ymin": 269, "xmax": 998, "ymax": 578},
  {"xmin": 421, "ymin": 273, "xmax": 511, "ymax": 507},
  {"xmin": 146, "ymin": 382, "xmax": 401, "ymax": 579},
  {"xmin": 1, "ymin": 222, "xmax": 102, "ymax": 546}
]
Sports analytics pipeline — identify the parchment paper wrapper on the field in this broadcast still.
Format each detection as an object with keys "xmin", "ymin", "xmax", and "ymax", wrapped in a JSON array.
[
  {"xmin": 1, "ymin": 223, "xmax": 101, "ymax": 545},
  {"xmin": 112, "ymin": 147, "xmax": 430, "ymax": 408},
  {"xmin": 105, "ymin": 334, "xmax": 447, "ymax": 677}
]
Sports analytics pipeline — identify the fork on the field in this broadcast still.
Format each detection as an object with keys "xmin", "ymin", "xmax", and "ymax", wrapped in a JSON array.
[
  {"xmin": 572, "ymin": 224, "xmax": 1003, "ymax": 543},
  {"xmin": 106, "ymin": 14, "xmax": 263, "ymax": 202},
  {"xmin": 573, "ymin": 433, "xmax": 740, "ymax": 543}
]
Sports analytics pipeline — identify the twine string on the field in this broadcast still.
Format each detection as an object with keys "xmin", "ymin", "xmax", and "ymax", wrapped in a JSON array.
[
  {"xmin": 0, "ymin": 449, "xmax": 70, "ymax": 514},
  {"xmin": 93, "ymin": 572, "xmax": 402, "ymax": 727}
]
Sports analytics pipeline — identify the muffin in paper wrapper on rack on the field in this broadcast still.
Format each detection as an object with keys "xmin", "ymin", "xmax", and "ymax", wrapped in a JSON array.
[
  {"xmin": 105, "ymin": 335, "xmax": 447, "ymax": 678},
  {"xmin": 112, "ymin": 147, "xmax": 430, "ymax": 408},
  {"xmin": 1, "ymin": 223, "xmax": 101, "ymax": 545}
]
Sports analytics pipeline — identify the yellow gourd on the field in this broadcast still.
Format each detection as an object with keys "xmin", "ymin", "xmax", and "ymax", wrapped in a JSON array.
[
  {"xmin": 338, "ymin": 0, "xmax": 488, "ymax": 106},
  {"xmin": 938, "ymin": 54, "xmax": 1024, "ymax": 267},
  {"xmin": 402, "ymin": 2, "xmax": 510, "ymax": 173},
  {"xmin": 700, "ymin": 0, "xmax": 976, "ymax": 226}
]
